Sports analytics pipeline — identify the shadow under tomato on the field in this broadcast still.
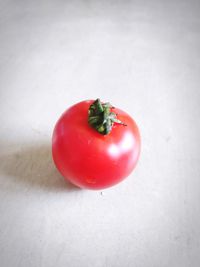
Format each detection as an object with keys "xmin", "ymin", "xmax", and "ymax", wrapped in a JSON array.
[{"xmin": 0, "ymin": 143, "xmax": 80, "ymax": 192}]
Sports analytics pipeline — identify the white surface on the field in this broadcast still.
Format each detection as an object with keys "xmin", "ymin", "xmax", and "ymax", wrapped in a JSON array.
[{"xmin": 0, "ymin": 1, "xmax": 200, "ymax": 266}]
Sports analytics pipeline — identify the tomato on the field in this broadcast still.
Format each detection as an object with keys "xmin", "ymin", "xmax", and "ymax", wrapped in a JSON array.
[{"xmin": 52, "ymin": 99, "xmax": 141, "ymax": 190}]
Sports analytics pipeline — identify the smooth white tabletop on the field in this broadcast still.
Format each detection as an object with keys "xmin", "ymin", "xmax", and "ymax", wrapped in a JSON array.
[{"xmin": 0, "ymin": 1, "xmax": 200, "ymax": 266}]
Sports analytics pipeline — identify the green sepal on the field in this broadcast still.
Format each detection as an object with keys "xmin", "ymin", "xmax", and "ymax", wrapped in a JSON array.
[{"xmin": 88, "ymin": 99, "xmax": 127, "ymax": 135}]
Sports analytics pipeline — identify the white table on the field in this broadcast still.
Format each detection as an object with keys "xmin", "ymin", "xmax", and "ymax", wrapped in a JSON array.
[{"xmin": 0, "ymin": 1, "xmax": 200, "ymax": 266}]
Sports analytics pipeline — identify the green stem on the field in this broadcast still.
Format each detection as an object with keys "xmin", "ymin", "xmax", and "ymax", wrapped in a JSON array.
[{"xmin": 88, "ymin": 98, "xmax": 127, "ymax": 135}]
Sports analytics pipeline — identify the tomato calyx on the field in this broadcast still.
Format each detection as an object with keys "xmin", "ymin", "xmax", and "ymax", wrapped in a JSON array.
[{"xmin": 88, "ymin": 98, "xmax": 127, "ymax": 135}]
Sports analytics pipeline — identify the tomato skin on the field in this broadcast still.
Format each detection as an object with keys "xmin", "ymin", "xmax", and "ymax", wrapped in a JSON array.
[{"xmin": 52, "ymin": 100, "xmax": 141, "ymax": 190}]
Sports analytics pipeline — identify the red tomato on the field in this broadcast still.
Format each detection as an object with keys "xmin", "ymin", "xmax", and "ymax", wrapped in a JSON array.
[{"xmin": 52, "ymin": 99, "xmax": 141, "ymax": 190}]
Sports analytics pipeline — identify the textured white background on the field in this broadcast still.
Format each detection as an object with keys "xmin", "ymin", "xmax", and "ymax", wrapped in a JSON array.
[{"xmin": 0, "ymin": 1, "xmax": 200, "ymax": 266}]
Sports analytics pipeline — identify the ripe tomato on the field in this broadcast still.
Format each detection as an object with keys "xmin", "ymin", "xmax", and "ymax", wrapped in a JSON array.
[{"xmin": 52, "ymin": 99, "xmax": 141, "ymax": 190}]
